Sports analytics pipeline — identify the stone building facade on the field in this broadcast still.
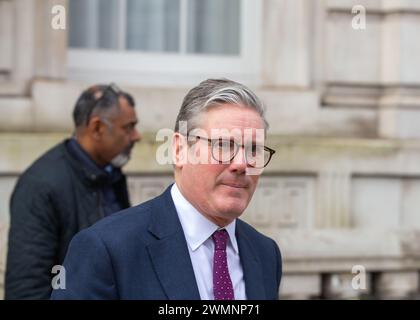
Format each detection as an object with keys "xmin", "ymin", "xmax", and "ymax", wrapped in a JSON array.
[{"xmin": 1, "ymin": 0, "xmax": 420, "ymax": 299}]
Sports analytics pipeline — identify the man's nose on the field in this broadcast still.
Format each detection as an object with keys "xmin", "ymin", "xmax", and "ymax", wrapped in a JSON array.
[
  {"xmin": 131, "ymin": 128, "xmax": 141, "ymax": 143},
  {"xmin": 229, "ymin": 146, "xmax": 247, "ymax": 173}
]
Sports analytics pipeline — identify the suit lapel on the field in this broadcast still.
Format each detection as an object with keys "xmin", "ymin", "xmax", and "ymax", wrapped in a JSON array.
[
  {"xmin": 147, "ymin": 232, "xmax": 200, "ymax": 299},
  {"xmin": 237, "ymin": 222, "xmax": 266, "ymax": 299},
  {"xmin": 146, "ymin": 186, "xmax": 267, "ymax": 300},
  {"xmin": 147, "ymin": 186, "xmax": 200, "ymax": 300}
]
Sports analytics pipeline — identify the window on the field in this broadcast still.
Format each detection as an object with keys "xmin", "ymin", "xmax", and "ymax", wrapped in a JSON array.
[{"xmin": 67, "ymin": 0, "xmax": 261, "ymax": 86}]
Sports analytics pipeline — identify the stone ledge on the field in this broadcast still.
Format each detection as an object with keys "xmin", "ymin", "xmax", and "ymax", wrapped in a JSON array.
[
  {"xmin": 1, "ymin": 133, "xmax": 420, "ymax": 175},
  {"xmin": 1, "ymin": 79, "xmax": 379, "ymax": 137},
  {"xmin": 327, "ymin": 0, "xmax": 420, "ymax": 14},
  {"xmin": 263, "ymin": 229, "xmax": 420, "ymax": 273}
]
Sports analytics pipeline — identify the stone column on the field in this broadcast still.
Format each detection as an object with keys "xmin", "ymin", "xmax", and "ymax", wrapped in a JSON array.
[
  {"xmin": 322, "ymin": 0, "xmax": 383, "ymax": 107},
  {"xmin": 33, "ymin": 0, "xmax": 67, "ymax": 79},
  {"xmin": 261, "ymin": 0, "xmax": 311, "ymax": 88},
  {"xmin": 379, "ymin": 0, "xmax": 420, "ymax": 138},
  {"xmin": 0, "ymin": 0, "xmax": 13, "ymax": 78},
  {"xmin": 0, "ymin": 0, "xmax": 35, "ymax": 95},
  {"xmin": 320, "ymin": 0, "xmax": 420, "ymax": 138},
  {"xmin": 0, "ymin": 0, "xmax": 67, "ymax": 95}
]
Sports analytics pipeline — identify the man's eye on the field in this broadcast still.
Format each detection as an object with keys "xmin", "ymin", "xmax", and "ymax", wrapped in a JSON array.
[
  {"xmin": 248, "ymin": 145, "xmax": 263, "ymax": 155},
  {"xmin": 217, "ymin": 140, "xmax": 229, "ymax": 148},
  {"xmin": 220, "ymin": 140, "xmax": 236, "ymax": 151},
  {"xmin": 124, "ymin": 123, "xmax": 136, "ymax": 132}
]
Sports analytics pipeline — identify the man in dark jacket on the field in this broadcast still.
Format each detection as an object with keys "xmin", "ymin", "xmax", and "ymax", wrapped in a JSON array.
[
  {"xmin": 51, "ymin": 79, "xmax": 281, "ymax": 300},
  {"xmin": 5, "ymin": 84, "xmax": 141, "ymax": 299}
]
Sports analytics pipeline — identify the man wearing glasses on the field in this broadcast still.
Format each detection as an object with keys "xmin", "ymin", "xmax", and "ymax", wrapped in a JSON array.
[
  {"xmin": 51, "ymin": 79, "xmax": 281, "ymax": 300},
  {"xmin": 5, "ymin": 84, "xmax": 141, "ymax": 299}
]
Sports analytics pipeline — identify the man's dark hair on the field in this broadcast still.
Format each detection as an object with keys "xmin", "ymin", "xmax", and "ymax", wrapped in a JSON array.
[{"xmin": 73, "ymin": 84, "xmax": 135, "ymax": 128}]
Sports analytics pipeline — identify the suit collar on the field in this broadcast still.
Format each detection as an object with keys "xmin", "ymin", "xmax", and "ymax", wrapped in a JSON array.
[
  {"xmin": 147, "ymin": 185, "xmax": 266, "ymax": 300},
  {"xmin": 147, "ymin": 185, "xmax": 201, "ymax": 299},
  {"xmin": 63, "ymin": 138, "xmax": 123, "ymax": 188},
  {"xmin": 147, "ymin": 184, "xmax": 180, "ymax": 239},
  {"xmin": 170, "ymin": 183, "xmax": 239, "ymax": 253},
  {"xmin": 236, "ymin": 220, "xmax": 267, "ymax": 300}
]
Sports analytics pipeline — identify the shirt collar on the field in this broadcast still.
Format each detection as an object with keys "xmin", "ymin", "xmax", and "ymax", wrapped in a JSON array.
[
  {"xmin": 67, "ymin": 137, "xmax": 105, "ymax": 174},
  {"xmin": 66, "ymin": 138, "xmax": 122, "ymax": 185},
  {"xmin": 171, "ymin": 183, "xmax": 238, "ymax": 254}
]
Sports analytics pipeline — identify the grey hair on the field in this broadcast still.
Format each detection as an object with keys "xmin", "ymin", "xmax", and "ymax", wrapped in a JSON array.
[
  {"xmin": 73, "ymin": 84, "xmax": 135, "ymax": 128},
  {"xmin": 174, "ymin": 78, "xmax": 268, "ymax": 133}
]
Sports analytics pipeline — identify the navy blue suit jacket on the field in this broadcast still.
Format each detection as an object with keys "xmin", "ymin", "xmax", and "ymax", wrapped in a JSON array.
[{"xmin": 51, "ymin": 185, "xmax": 282, "ymax": 299}]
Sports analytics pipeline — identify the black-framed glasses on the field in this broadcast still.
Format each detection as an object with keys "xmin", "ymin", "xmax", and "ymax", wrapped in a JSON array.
[
  {"xmin": 85, "ymin": 83, "xmax": 122, "ymax": 125},
  {"xmin": 187, "ymin": 134, "xmax": 276, "ymax": 168}
]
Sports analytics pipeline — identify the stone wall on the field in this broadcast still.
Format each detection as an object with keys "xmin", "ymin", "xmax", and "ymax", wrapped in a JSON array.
[
  {"xmin": 1, "ymin": 133, "xmax": 420, "ymax": 299},
  {"xmin": 1, "ymin": 0, "xmax": 420, "ymax": 299}
]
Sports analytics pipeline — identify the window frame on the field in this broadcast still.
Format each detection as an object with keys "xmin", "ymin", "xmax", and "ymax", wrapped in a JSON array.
[{"xmin": 66, "ymin": 0, "xmax": 262, "ymax": 86}]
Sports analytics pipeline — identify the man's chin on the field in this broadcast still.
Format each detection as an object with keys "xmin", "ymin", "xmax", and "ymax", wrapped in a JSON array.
[
  {"xmin": 110, "ymin": 153, "xmax": 130, "ymax": 168},
  {"xmin": 216, "ymin": 199, "xmax": 248, "ymax": 218}
]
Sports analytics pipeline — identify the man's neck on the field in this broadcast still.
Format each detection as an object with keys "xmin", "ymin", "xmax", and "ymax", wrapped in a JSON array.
[{"xmin": 74, "ymin": 135, "xmax": 107, "ymax": 167}]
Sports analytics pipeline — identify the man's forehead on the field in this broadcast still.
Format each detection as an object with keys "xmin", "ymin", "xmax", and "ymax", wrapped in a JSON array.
[
  {"xmin": 201, "ymin": 109, "xmax": 264, "ymax": 128},
  {"xmin": 208, "ymin": 127, "xmax": 263, "ymax": 135},
  {"xmin": 209, "ymin": 115, "xmax": 263, "ymax": 127},
  {"xmin": 118, "ymin": 98, "xmax": 136, "ymax": 115},
  {"xmin": 110, "ymin": 106, "xmax": 137, "ymax": 127}
]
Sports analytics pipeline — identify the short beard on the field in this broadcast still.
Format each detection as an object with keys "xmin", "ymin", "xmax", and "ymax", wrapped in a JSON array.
[{"xmin": 110, "ymin": 143, "xmax": 133, "ymax": 168}]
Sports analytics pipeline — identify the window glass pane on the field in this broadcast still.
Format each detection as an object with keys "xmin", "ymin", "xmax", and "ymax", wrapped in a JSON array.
[
  {"xmin": 97, "ymin": 0, "xmax": 119, "ymax": 49},
  {"xmin": 69, "ymin": 0, "xmax": 119, "ymax": 49},
  {"xmin": 69, "ymin": 0, "xmax": 242, "ymax": 55},
  {"xmin": 68, "ymin": 0, "xmax": 90, "ymax": 48},
  {"xmin": 126, "ymin": 0, "xmax": 180, "ymax": 52},
  {"xmin": 187, "ymin": 0, "xmax": 240, "ymax": 55}
]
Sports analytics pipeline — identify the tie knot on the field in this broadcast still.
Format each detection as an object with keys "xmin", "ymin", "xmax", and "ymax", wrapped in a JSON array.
[{"xmin": 212, "ymin": 229, "xmax": 229, "ymax": 251}]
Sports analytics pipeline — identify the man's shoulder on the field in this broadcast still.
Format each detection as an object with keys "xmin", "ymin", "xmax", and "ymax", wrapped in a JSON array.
[
  {"xmin": 236, "ymin": 219, "xmax": 278, "ymax": 249},
  {"xmin": 12, "ymin": 141, "xmax": 71, "ymax": 193},
  {"xmin": 236, "ymin": 219, "xmax": 281, "ymax": 277},
  {"xmin": 18, "ymin": 141, "xmax": 69, "ymax": 183}
]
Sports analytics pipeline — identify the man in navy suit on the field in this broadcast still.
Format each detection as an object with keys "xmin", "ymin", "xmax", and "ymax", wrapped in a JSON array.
[{"xmin": 51, "ymin": 78, "xmax": 282, "ymax": 300}]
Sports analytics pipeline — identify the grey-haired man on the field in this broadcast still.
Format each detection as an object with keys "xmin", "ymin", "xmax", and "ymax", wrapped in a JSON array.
[{"xmin": 51, "ymin": 79, "xmax": 281, "ymax": 300}]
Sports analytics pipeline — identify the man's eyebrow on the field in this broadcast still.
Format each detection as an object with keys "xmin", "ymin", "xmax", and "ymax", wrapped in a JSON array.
[{"xmin": 122, "ymin": 119, "xmax": 138, "ymax": 126}]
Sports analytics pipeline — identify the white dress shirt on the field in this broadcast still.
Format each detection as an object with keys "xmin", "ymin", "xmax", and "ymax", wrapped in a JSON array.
[{"xmin": 171, "ymin": 183, "xmax": 247, "ymax": 300}]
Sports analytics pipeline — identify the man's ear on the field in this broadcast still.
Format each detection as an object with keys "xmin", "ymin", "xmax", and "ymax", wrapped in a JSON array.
[
  {"xmin": 87, "ymin": 116, "xmax": 104, "ymax": 141},
  {"xmin": 172, "ymin": 132, "xmax": 188, "ymax": 168}
]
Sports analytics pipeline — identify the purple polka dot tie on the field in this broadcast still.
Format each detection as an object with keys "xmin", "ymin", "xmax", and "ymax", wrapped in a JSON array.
[{"xmin": 212, "ymin": 229, "xmax": 235, "ymax": 300}]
